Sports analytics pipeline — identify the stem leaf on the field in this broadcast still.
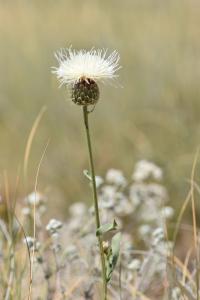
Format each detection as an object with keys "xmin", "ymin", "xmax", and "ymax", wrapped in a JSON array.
[
  {"xmin": 83, "ymin": 169, "xmax": 92, "ymax": 181},
  {"xmin": 106, "ymin": 232, "xmax": 121, "ymax": 283},
  {"xmin": 96, "ymin": 220, "xmax": 118, "ymax": 237}
]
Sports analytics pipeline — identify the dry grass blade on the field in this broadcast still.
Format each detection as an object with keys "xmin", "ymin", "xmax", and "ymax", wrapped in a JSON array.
[
  {"xmin": 28, "ymin": 139, "xmax": 50, "ymax": 300},
  {"xmin": 0, "ymin": 220, "xmax": 13, "ymax": 300},
  {"xmin": 171, "ymin": 255, "xmax": 194, "ymax": 285},
  {"xmin": 3, "ymin": 171, "xmax": 11, "ymax": 231},
  {"xmin": 173, "ymin": 189, "xmax": 192, "ymax": 245},
  {"xmin": 3, "ymin": 171, "xmax": 15, "ymax": 300},
  {"xmin": 14, "ymin": 214, "xmax": 32, "ymax": 297},
  {"xmin": 176, "ymin": 279, "xmax": 196, "ymax": 300},
  {"xmin": 182, "ymin": 247, "xmax": 193, "ymax": 285},
  {"xmin": 190, "ymin": 149, "xmax": 199, "ymax": 254},
  {"xmin": 23, "ymin": 106, "xmax": 46, "ymax": 180},
  {"xmin": 63, "ymin": 277, "xmax": 84, "ymax": 298},
  {"xmin": 190, "ymin": 148, "xmax": 200, "ymax": 300},
  {"xmin": 130, "ymin": 285, "xmax": 151, "ymax": 300},
  {"xmin": 11, "ymin": 166, "xmax": 21, "ymax": 218}
]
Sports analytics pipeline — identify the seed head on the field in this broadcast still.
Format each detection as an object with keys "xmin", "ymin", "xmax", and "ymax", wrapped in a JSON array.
[
  {"xmin": 72, "ymin": 78, "xmax": 99, "ymax": 105},
  {"xmin": 52, "ymin": 47, "xmax": 120, "ymax": 105}
]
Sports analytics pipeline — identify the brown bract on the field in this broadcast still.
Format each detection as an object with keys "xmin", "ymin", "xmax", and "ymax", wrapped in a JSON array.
[{"xmin": 71, "ymin": 78, "xmax": 99, "ymax": 106}]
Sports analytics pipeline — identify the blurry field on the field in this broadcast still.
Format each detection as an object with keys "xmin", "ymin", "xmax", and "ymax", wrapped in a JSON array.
[{"xmin": 0, "ymin": 0, "xmax": 200, "ymax": 215}]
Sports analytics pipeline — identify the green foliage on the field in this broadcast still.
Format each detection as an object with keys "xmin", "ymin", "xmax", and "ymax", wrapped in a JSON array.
[
  {"xmin": 105, "ymin": 232, "xmax": 121, "ymax": 283},
  {"xmin": 96, "ymin": 220, "xmax": 118, "ymax": 237}
]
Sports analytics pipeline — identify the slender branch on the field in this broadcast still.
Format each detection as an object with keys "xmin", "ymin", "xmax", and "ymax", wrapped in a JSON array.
[{"xmin": 83, "ymin": 105, "xmax": 107, "ymax": 300}]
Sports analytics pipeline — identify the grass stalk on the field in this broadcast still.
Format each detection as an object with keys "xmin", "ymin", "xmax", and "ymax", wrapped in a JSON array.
[{"xmin": 82, "ymin": 105, "xmax": 107, "ymax": 300}]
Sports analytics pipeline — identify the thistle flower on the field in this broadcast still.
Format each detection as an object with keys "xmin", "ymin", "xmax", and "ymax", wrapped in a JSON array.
[{"xmin": 52, "ymin": 47, "xmax": 120, "ymax": 105}]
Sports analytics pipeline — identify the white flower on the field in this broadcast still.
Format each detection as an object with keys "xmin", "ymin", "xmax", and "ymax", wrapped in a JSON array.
[
  {"xmin": 138, "ymin": 224, "xmax": 151, "ymax": 238},
  {"xmin": 106, "ymin": 169, "xmax": 127, "ymax": 186},
  {"xmin": 23, "ymin": 236, "xmax": 40, "ymax": 251},
  {"xmin": 161, "ymin": 206, "xmax": 174, "ymax": 219},
  {"xmin": 25, "ymin": 192, "xmax": 45, "ymax": 206},
  {"xmin": 139, "ymin": 199, "xmax": 161, "ymax": 222},
  {"xmin": 52, "ymin": 47, "xmax": 120, "ymax": 86},
  {"xmin": 152, "ymin": 227, "xmax": 165, "ymax": 246},
  {"xmin": 132, "ymin": 160, "xmax": 163, "ymax": 182},
  {"xmin": 156, "ymin": 241, "xmax": 173, "ymax": 256},
  {"xmin": 46, "ymin": 219, "xmax": 63, "ymax": 234},
  {"xmin": 69, "ymin": 202, "xmax": 86, "ymax": 217},
  {"xmin": 128, "ymin": 259, "xmax": 141, "ymax": 271},
  {"xmin": 99, "ymin": 185, "xmax": 116, "ymax": 208},
  {"xmin": 95, "ymin": 176, "xmax": 104, "ymax": 188},
  {"xmin": 172, "ymin": 287, "xmax": 182, "ymax": 300},
  {"xmin": 152, "ymin": 227, "xmax": 164, "ymax": 238},
  {"xmin": 21, "ymin": 207, "xmax": 31, "ymax": 215},
  {"xmin": 89, "ymin": 176, "xmax": 104, "ymax": 189},
  {"xmin": 65, "ymin": 245, "xmax": 79, "ymax": 261},
  {"xmin": 114, "ymin": 195, "xmax": 133, "ymax": 216}
]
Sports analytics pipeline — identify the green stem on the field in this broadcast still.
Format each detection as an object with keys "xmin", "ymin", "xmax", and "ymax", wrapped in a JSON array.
[{"xmin": 83, "ymin": 105, "xmax": 107, "ymax": 300}]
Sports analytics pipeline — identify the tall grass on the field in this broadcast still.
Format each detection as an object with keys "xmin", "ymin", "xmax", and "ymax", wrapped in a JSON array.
[
  {"xmin": 0, "ymin": 1, "xmax": 200, "ymax": 211},
  {"xmin": 1, "ymin": 2, "xmax": 200, "ymax": 298}
]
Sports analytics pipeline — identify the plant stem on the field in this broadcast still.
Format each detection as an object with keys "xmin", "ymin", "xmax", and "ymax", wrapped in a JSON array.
[{"xmin": 83, "ymin": 105, "xmax": 107, "ymax": 300}]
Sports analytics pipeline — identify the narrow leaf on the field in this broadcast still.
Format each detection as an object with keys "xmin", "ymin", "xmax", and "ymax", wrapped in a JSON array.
[
  {"xmin": 96, "ymin": 220, "xmax": 118, "ymax": 237},
  {"xmin": 106, "ymin": 232, "xmax": 121, "ymax": 282},
  {"xmin": 83, "ymin": 169, "xmax": 92, "ymax": 181},
  {"xmin": 111, "ymin": 232, "xmax": 121, "ymax": 268}
]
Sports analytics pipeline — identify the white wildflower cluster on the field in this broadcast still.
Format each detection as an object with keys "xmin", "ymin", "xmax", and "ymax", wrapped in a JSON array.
[
  {"xmin": 50, "ymin": 161, "xmax": 175, "ymax": 297},
  {"xmin": 2, "ymin": 161, "xmax": 194, "ymax": 299},
  {"xmin": 94, "ymin": 163, "xmax": 173, "ymax": 249}
]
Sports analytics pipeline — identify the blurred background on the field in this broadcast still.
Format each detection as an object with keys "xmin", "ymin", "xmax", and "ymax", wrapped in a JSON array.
[{"xmin": 0, "ymin": 0, "xmax": 200, "ymax": 217}]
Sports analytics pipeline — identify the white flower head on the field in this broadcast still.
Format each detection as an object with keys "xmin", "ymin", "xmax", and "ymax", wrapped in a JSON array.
[
  {"xmin": 138, "ymin": 224, "xmax": 151, "ymax": 238},
  {"xmin": 21, "ymin": 207, "xmax": 31, "ymax": 215},
  {"xmin": 95, "ymin": 175, "xmax": 104, "ymax": 188},
  {"xmin": 52, "ymin": 47, "xmax": 121, "ymax": 106},
  {"xmin": 172, "ymin": 287, "xmax": 181, "ymax": 300},
  {"xmin": 106, "ymin": 169, "xmax": 127, "ymax": 187},
  {"xmin": 128, "ymin": 259, "xmax": 141, "ymax": 271},
  {"xmin": 69, "ymin": 202, "xmax": 86, "ymax": 217},
  {"xmin": 152, "ymin": 227, "xmax": 165, "ymax": 246},
  {"xmin": 53, "ymin": 47, "xmax": 121, "ymax": 86},
  {"xmin": 46, "ymin": 218, "xmax": 63, "ymax": 234},
  {"xmin": 25, "ymin": 191, "xmax": 45, "ymax": 206},
  {"xmin": 161, "ymin": 206, "xmax": 174, "ymax": 219},
  {"xmin": 23, "ymin": 236, "xmax": 40, "ymax": 251},
  {"xmin": 132, "ymin": 160, "xmax": 163, "ymax": 182}
]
